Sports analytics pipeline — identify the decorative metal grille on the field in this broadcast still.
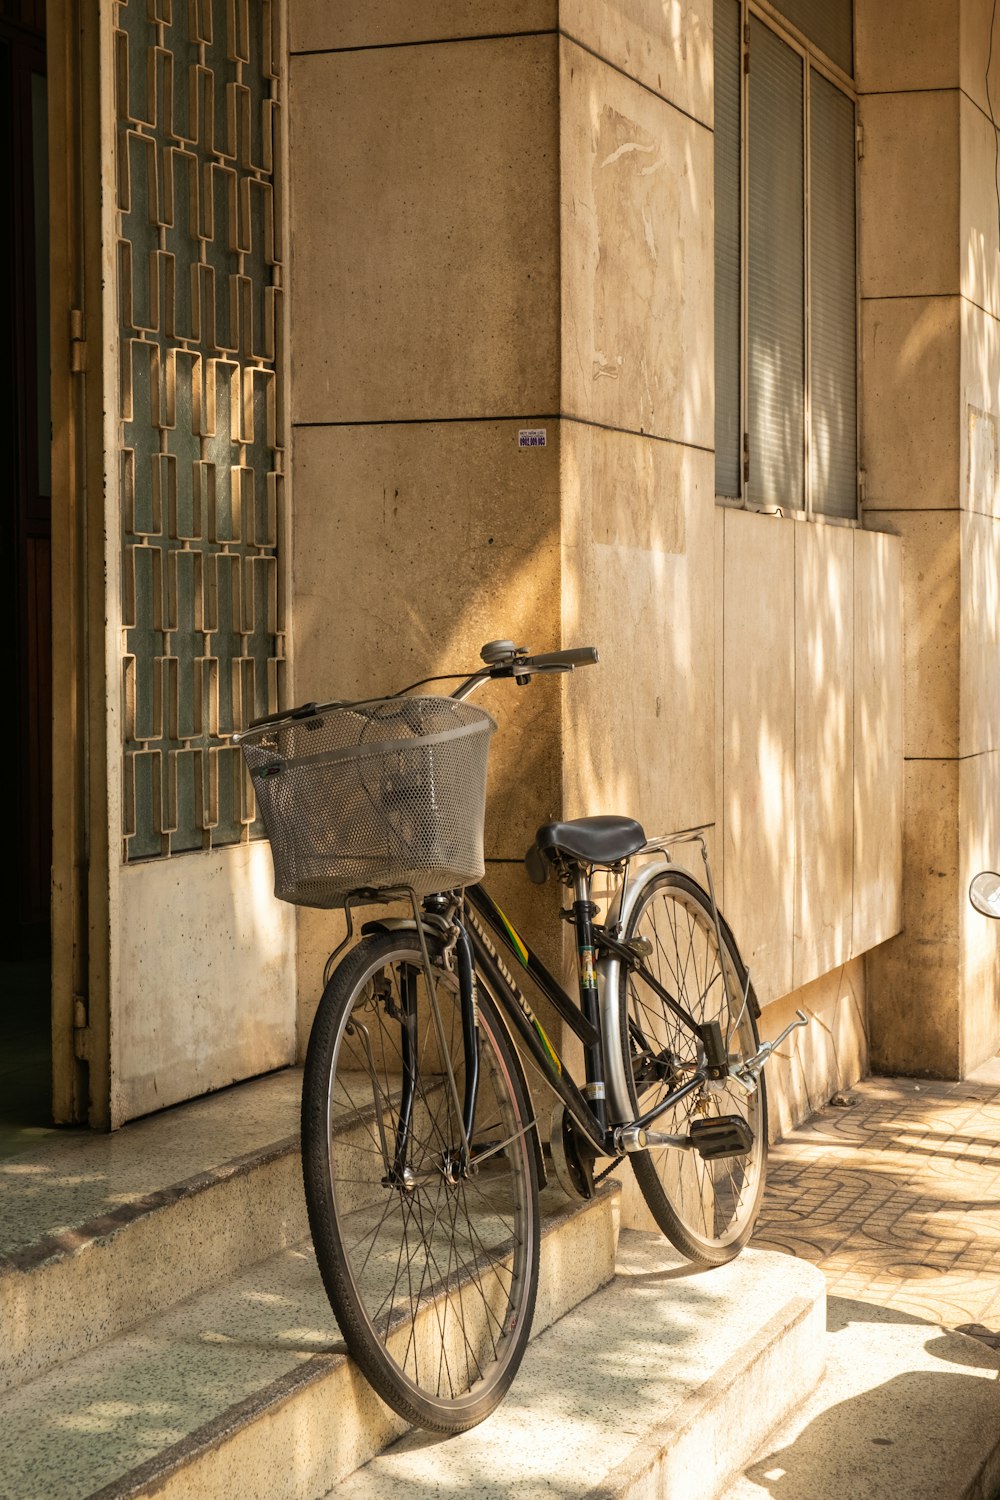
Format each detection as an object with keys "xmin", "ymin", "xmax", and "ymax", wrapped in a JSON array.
[{"xmin": 115, "ymin": 0, "xmax": 284, "ymax": 859}]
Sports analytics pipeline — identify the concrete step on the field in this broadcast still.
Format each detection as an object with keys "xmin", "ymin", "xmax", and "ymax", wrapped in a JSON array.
[
  {"xmin": 0, "ymin": 1070, "xmax": 304, "ymax": 1393},
  {"xmin": 0, "ymin": 1184, "xmax": 620, "ymax": 1500},
  {"xmin": 720, "ymin": 1295, "xmax": 1000, "ymax": 1500},
  {"xmin": 326, "ymin": 1231, "xmax": 826, "ymax": 1500}
]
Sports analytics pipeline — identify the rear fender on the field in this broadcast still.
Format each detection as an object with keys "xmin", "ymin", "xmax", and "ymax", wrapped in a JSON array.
[{"xmin": 599, "ymin": 859, "xmax": 674, "ymax": 1126}]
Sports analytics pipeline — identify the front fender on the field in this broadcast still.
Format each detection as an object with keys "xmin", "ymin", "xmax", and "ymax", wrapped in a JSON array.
[{"xmin": 360, "ymin": 915, "xmax": 453, "ymax": 940}]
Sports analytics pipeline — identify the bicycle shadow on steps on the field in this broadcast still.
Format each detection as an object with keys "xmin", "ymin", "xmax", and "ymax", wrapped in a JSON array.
[{"xmin": 738, "ymin": 1296, "xmax": 1000, "ymax": 1500}]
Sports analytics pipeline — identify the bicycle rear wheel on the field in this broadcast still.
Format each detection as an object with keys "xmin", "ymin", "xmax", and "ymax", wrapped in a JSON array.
[
  {"xmin": 302, "ymin": 930, "xmax": 540, "ymax": 1432},
  {"xmin": 618, "ymin": 870, "xmax": 767, "ymax": 1265}
]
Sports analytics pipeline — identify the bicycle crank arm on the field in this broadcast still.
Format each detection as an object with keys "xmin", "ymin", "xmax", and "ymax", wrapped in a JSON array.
[
  {"xmin": 615, "ymin": 1124, "xmax": 693, "ymax": 1153},
  {"xmin": 731, "ymin": 1008, "xmax": 809, "ymax": 1091}
]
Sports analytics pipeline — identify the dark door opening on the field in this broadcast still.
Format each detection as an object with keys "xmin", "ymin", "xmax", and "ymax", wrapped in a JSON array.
[{"xmin": 0, "ymin": 0, "xmax": 52, "ymax": 1153}]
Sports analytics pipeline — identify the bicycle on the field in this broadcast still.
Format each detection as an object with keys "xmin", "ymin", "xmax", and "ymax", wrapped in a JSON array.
[{"xmin": 237, "ymin": 641, "xmax": 807, "ymax": 1434}]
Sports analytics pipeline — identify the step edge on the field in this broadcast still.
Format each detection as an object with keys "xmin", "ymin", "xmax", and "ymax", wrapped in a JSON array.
[
  {"xmin": 83, "ymin": 1349, "xmax": 351, "ymax": 1500},
  {"xmin": 1, "ymin": 1134, "xmax": 301, "ymax": 1276},
  {"xmin": 1, "ymin": 1147, "xmax": 308, "ymax": 1396},
  {"xmin": 72, "ymin": 1186, "xmax": 619, "ymax": 1500},
  {"xmin": 585, "ymin": 1276, "xmax": 827, "ymax": 1500}
]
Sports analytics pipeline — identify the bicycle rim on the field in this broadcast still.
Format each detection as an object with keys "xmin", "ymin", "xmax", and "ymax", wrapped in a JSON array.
[
  {"xmin": 620, "ymin": 871, "xmax": 767, "ymax": 1264},
  {"xmin": 302, "ymin": 933, "xmax": 539, "ymax": 1431}
]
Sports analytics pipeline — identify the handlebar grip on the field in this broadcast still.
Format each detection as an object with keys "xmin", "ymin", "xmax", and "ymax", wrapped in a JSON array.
[{"xmin": 527, "ymin": 647, "xmax": 599, "ymax": 670}]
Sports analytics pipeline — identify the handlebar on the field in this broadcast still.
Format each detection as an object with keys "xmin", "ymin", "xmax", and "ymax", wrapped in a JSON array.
[
  {"xmin": 451, "ymin": 642, "xmax": 600, "ymax": 700},
  {"xmin": 242, "ymin": 641, "xmax": 600, "ymax": 730}
]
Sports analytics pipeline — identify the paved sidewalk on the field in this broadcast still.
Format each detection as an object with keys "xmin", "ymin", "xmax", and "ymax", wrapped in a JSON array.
[
  {"xmin": 722, "ymin": 1056, "xmax": 1000, "ymax": 1500},
  {"xmin": 752, "ymin": 1055, "xmax": 1000, "ymax": 1339}
]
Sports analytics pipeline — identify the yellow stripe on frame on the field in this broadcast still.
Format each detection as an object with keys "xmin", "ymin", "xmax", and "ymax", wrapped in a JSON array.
[{"xmin": 495, "ymin": 903, "xmax": 529, "ymax": 968}]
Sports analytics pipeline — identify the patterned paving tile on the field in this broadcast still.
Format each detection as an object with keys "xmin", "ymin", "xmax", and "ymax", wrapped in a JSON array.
[{"xmin": 752, "ymin": 1059, "xmax": 1000, "ymax": 1338}]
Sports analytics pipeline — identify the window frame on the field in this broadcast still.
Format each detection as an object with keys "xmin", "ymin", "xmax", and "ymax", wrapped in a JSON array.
[{"xmin": 717, "ymin": 0, "xmax": 862, "ymax": 527}]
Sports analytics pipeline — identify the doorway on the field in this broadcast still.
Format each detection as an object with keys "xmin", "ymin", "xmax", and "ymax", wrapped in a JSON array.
[{"xmin": 0, "ymin": 0, "xmax": 52, "ymax": 1153}]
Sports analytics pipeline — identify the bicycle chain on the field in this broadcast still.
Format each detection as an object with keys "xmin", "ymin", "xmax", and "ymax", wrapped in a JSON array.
[{"xmin": 593, "ymin": 1158, "xmax": 625, "ymax": 1186}]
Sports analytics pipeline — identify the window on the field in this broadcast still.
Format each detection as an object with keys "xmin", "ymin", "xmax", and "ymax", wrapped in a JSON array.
[{"xmin": 715, "ymin": 0, "xmax": 858, "ymax": 521}]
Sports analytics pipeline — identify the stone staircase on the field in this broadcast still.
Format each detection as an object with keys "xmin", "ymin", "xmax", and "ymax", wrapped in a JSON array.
[{"xmin": 0, "ymin": 1069, "xmax": 825, "ymax": 1500}]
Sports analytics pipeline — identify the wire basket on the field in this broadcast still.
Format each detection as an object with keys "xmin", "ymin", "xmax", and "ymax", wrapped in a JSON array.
[{"xmin": 238, "ymin": 696, "xmax": 497, "ymax": 909}]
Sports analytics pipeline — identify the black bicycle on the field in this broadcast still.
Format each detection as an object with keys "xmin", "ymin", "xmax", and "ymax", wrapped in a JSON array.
[{"xmin": 237, "ymin": 641, "xmax": 805, "ymax": 1434}]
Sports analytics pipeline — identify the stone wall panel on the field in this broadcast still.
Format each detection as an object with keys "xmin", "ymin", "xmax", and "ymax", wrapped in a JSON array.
[
  {"xmin": 866, "ymin": 757, "xmax": 961, "ymax": 1078},
  {"xmin": 559, "ymin": 38, "xmax": 713, "ymax": 446},
  {"xmin": 858, "ymin": 90, "xmax": 959, "ymax": 300},
  {"xmin": 560, "ymin": 0, "xmax": 712, "ymax": 124},
  {"xmin": 961, "ymin": 298, "xmax": 1000, "ymax": 517},
  {"xmin": 289, "ymin": 38, "xmax": 561, "ymax": 425},
  {"xmin": 960, "ymin": 750, "xmax": 1000, "ymax": 1073},
  {"xmin": 861, "ymin": 296, "xmax": 961, "ymax": 511},
  {"xmin": 853, "ymin": 528, "xmax": 904, "ymax": 955},
  {"xmin": 292, "ymin": 420, "xmax": 563, "ymax": 862},
  {"xmin": 721, "ymin": 509, "xmax": 796, "ymax": 1007},
  {"xmin": 290, "ymin": 2, "xmax": 558, "ymax": 54},
  {"xmin": 793, "ymin": 523, "xmax": 855, "ymax": 988},
  {"xmin": 855, "ymin": 0, "xmax": 958, "ymax": 93},
  {"xmin": 560, "ymin": 422, "xmax": 715, "ymax": 837}
]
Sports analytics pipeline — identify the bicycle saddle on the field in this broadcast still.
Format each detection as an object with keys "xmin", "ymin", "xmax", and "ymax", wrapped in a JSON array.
[{"xmin": 525, "ymin": 816, "xmax": 647, "ymax": 883}]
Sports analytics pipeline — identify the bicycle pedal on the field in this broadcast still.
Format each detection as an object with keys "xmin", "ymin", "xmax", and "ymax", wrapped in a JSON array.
[{"xmin": 689, "ymin": 1115, "xmax": 754, "ymax": 1160}]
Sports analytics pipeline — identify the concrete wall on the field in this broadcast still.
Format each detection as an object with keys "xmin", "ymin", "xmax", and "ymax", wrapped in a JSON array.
[
  {"xmin": 860, "ymin": 0, "xmax": 1000, "ymax": 1077},
  {"xmin": 286, "ymin": 1, "xmax": 906, "ymax": 1134},
  {"xmin": 718, "ymin": 514, "xmax": 902, "ymax": 1132}
]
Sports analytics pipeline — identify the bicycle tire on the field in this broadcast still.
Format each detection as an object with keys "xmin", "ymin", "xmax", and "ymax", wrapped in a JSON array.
[
  {"xmin": 302, "ymin": 930, "xmax": 540, "ymax": 1432},
  {"xmin": 617, "ymin": 869, "xmax": 767, "ymax": 1266}
]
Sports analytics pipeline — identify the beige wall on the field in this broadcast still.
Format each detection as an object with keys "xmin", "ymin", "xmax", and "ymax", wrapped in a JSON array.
[
  {"xmin": 860, "ymin": 0, "xmax": 1000, "ymax": 1077},
  {"xmin": 286, "ymin": 1, "xmax": 906, "ymax": 1130},
  {"xmin": 557, "ymin": 17, "xmax": 715, "ymax": 838},
  {"xmin": 287, "ymin": 16, "xmax": 566, "ymax": 1019},
  {"xmin": 713, "ymin": 509, "xmax": 901, "ymax": 1126},
  {"xmin": 719, "ymin": 513, "xmax": 902, "ymax": 1008},
  {"xmin": 287, "ymin": 4, "xmax": 721, "ymax": 1032}
]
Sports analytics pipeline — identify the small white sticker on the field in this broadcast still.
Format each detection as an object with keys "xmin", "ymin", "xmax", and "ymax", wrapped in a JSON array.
[{"xmin": 518, "ymin": 428, "xmax": 547, "ymax": 449}]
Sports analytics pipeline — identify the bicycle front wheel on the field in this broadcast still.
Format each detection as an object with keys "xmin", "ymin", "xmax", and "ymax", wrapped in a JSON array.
[
  {"xmin": 618, "ymin": 870, "xmax": 767, "ymax": 1265},
  {"xmin": 302, "ymin": 931, "xmax": 540, "ymax": 1432}
]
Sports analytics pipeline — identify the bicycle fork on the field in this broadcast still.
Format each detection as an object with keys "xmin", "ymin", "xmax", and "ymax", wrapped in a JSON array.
[{"xmin": 380, "ymin": 922, "xmax": 482, "ymax": 1189}]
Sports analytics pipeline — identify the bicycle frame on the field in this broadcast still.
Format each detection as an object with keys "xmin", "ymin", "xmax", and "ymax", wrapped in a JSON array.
[
  {"xmin": 462, "ymin": 874, "xmax": 720, "ymax": 1161},
  {"xmin": 338, "ymin": 652, "xmax": 799, "ymax": 1178}
]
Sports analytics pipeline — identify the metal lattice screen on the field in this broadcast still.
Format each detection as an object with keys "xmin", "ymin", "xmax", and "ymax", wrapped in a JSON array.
[{"xmin": 115, "ymin": 0, "xmax": 284, "ymax": 859}]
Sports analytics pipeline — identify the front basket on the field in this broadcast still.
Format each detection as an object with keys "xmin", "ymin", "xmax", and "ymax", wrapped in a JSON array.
[{"xmin": 238, "ymin": 696, "xmax": 496, "ymax": 909}]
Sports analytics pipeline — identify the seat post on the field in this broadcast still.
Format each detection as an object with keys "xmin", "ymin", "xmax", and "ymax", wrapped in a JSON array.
[{"xmin": 572, "ymin": 869, "xmax": 607, "ymax": 1135}]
